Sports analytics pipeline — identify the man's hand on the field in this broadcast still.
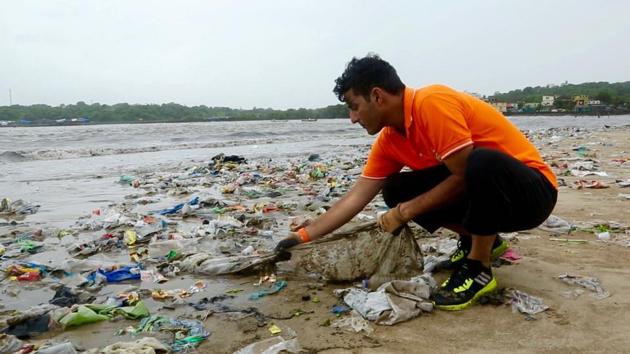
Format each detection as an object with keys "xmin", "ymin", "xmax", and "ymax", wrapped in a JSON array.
[
  {"xmin": 378, "ymin": 204, "xmax": 408, "ymax": 234},
  {"xmin": 289, "ymin": 216, "xmax": 312, "ymax": 232},
  {"xmin": 274, "ymin": 233, "xmax": 301, "ymax": 252}
]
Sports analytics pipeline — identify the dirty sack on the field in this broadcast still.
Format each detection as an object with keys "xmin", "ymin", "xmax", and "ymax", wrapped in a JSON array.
[
  {"xmin": 284, "ymin": 222, "xmax": 423, "ymax": 289},
  {"xmin": 335, "ymin": 274, "xmax": 435, "ymax": 325}
]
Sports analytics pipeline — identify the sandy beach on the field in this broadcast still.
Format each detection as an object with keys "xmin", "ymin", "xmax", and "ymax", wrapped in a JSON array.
[{"xmin": 1, "ymin": 120, "xmax": 630, "ymax": 353}]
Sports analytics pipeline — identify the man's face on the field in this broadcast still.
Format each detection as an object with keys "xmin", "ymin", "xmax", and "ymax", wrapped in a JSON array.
[{"xmin": 344, "ymin": 89, "xmax": 382, "ymax": 135}]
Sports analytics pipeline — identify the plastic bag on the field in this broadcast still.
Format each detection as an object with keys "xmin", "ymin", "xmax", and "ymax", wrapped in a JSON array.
[
  {"xmin": 508, "ymin": 289, "xmax": 549, "ymax": 315},
  {"xmin": 37, "ymin": 342, "xmax": 78, "ymax": 354},
  {"xmin": 538, "ymin": 215, "xmax": 572, "ymax": 234},
  {"xmin": 97, "ymin": 266, "xmax": 141, "ymax": 282},
  {"xmin": 557, "ymin": 273, "xmax": 610, "ymax": 299},
  {"xmin": 331, "ymin": 310, "xmax": 373, "ymax": 335},
  {"xmin": 235, "ymin": 336, "xmax": 301, "ymax": 354}
]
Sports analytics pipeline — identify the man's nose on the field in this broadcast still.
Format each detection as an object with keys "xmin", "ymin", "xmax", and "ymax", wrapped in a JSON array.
[{"xmin": 349, "ymin": 110, "xmax": 359, "ymax": 123}]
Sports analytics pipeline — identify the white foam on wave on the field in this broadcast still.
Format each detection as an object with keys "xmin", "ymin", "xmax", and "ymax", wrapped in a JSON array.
[{"xmin": 3, "ymin": 133, "xmax": 362, "ymax": 162}]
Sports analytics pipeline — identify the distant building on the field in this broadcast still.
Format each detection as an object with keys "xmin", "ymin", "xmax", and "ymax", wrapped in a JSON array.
[
  {"xmin": 541, "ymin": 96, "xmax": 555, "ymax": 107},
  {"xmin": 573, "ymin": 95, "xmax": 589, "ymax": 107},
  {"xmin": 522, "ymin": 103, "xmax": 540, "ymax": 112},
  {"xmin": 490, "ymin": 102, "xmax": 508, "ymax": 113},
  {"xmin": 506, "ymin": 102, "xmax": 519, "ymax": 112},
  {"xmin": 573, "ymin": 95, "xmax": 589, "ymax": 113}
]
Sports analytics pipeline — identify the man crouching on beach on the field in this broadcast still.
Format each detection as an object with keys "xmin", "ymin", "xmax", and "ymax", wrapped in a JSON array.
[{"xmin": 275, "ymin": 54, "xmax": 557, "ymax": 310}]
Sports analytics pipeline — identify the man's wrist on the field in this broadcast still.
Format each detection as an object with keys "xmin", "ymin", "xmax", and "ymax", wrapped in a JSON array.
[
  {"xmin": 397, "ymin": 203, "xmax": 411, "ymax": 221},
  {"xmin": 297, "ymin": 227, "xmax": 311, "ymax": 243}
]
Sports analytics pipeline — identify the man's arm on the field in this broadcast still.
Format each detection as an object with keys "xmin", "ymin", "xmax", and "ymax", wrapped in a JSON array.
[
  {"xmin": 397, "ymin": 145, "xmax": 472, "ymax": 220},
  {"xmin": 302, "ymin": 176, "xmax": 385, "ymax": 241}
]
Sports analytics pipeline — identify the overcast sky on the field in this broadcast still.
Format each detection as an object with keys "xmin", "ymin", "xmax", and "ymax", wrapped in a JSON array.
[{"xmin": 1, "ymin": 0, "xmax": 629, "ymax": 109}]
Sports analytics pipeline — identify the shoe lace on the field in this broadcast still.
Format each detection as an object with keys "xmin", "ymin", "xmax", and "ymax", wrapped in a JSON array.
[
  {"xmin": 443, "ymin": 263, "xmax": 473, "ymax": 291},
  {"xmin": 450, "ymin": 240, "xmax": 466, "ymax": 261}
]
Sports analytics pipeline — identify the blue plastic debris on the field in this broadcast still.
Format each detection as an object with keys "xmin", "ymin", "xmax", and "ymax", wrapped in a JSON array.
[
  {"xmin": 331, "ymin": 304, "xmax": 350, "ymax": 315},
  {"xmin": 248, "ymin": 280, "xmax": 288, "ymax": 300}
]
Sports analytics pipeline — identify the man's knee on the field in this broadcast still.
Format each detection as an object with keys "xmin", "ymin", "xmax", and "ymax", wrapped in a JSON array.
[
  {"xmin": 381, "ymin": 174, "xmax": 404, "ymax": 208},
  {"xmin": 466, "ymin": 148, "xmax": 507, "ymax": 182}
]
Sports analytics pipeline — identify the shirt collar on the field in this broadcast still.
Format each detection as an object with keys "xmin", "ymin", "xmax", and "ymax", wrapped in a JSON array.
[{"xmin": 403, "ymin": 86, "xmax": 416, "ymax": 134}]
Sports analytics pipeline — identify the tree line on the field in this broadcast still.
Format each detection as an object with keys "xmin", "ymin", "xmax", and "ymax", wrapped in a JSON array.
[
  {"xmin": 0, "ymin": 102, "xmax": 350, "ymax": 124},
  {"xmin": 491, "ymin": 81, "xmax": 630, "ymax": 107},
  {"xmin": 2, "ymin": 81, "xmax": 629, "ymax": 124}
]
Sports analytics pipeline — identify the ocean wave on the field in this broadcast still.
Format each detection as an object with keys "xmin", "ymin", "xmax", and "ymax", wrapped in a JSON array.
[
  {"xmin": 0, "ymin": 151, "xmax": 29, "ymax": 163},
  {"xmin": 1, "ymin": 133, "xmax": 362, "ymax": 162}
]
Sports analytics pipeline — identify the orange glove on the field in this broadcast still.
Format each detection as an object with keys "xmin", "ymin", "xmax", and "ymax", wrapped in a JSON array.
[
  {"xmin": 274, "ymin": 228, "xmax": 311, "ymax": 252},
  {"xmin": 378, "ymin": 204, "xmax": 408, "ymax": 234}
]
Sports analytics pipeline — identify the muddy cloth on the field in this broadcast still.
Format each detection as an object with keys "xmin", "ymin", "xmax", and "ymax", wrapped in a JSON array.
[
  {"xmin": 211, "ymin": 153, "xmax": 247, "ymax": 164},
  {"xmin": 177, "ymin": 252, "xmax": 278, "ymax": 276},
  {"xmin": 0, "ymin": 334, "xmax": 23, "ymax": 354},
  {"xmin": 49, "ymin": 286, "xmax": 94, "ymax": 307},
  {"xmin": 382, "ymin": 148, "xmax": 557, "ymax": 235},
  {"xmin": 85, "ymin": 337, "xmax": 170, "ymax": 354},
  {"xmin": 0, "ymin": 304, "xmax": 58, "ymax": 339},
  {"xmin": 3, "ymin": 314, "xmax": 50, "ymax": 339},
  {"xmin": 337, "ymin": 275, "xmax": 434, "ymax": 325},
  {"xmin": 286, "ymin": 222, "xmax": 423, "ymax": 289},
  {"xmin": 0, "ymin": 198, "xmax": 40, "ymax": 216}
]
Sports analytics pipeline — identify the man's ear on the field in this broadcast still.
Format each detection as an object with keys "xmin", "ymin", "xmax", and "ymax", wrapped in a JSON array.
[{"xmin": 371, "ymin": 87, "xmax": 384, "ymax": 105}]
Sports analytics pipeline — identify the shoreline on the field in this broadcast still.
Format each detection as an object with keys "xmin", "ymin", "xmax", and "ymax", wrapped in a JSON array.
[{"xmin": 2, "ymin": 111, "xmax": 630, "ymax": 128}]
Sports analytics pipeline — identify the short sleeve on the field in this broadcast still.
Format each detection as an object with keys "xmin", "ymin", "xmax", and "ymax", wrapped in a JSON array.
[
  {"xmin": 361, "ymin": 131, "xmax": 404, "ymax": 179},
  {"xmin": 419, "ymin": 94, "xmax": 473, "ymax": 160}
]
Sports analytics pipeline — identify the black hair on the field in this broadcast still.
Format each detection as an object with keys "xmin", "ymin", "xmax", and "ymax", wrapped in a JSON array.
[{"xmin": 333, "ymin": 53, "xmax": 405, "ymax": 102}]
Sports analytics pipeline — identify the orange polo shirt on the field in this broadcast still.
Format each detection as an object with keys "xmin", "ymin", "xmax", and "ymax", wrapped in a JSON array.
[{"xmin": 362, "ymin": 85, "xmax": 557, "ymax": 188}]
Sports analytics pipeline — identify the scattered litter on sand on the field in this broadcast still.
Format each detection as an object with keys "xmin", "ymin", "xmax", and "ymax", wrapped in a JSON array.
[{"xmin": 3, "ymin": 123, "xmax": 630, "ymax": 352}]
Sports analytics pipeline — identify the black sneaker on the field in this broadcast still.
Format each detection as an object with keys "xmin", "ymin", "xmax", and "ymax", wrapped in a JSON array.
[
  {"xmin": 438, "ymin": 235, "xmax": 509, "ymax": 270},
  {"xmin": 432, "ymin": 259, "xmax": 497, "ymax": 311}
]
